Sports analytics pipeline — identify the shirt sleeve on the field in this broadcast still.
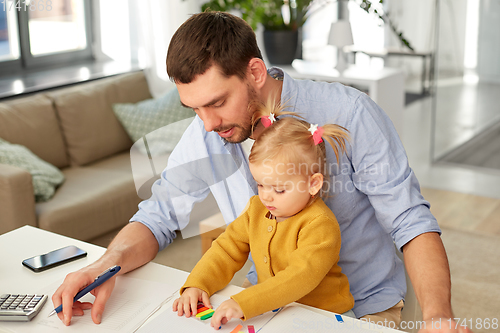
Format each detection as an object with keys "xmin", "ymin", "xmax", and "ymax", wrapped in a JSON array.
[
  {"xmin": 231, "ymin": 214, "xmax": 341, "ymax": 320},
  {"xmin": 130, "ymin": 117, "xmax": 212, "ymax": 251},
  {"xmin": 348, "ymin": 93, "xmax": 441, "ymax": 250},
  {"xmin": 180, "ymin": 210, "xmax": 251, "ymax": 296}
]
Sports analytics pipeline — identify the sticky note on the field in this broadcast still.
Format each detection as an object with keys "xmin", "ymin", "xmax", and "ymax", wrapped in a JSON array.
[
  {"xmin": 197, "ymin": 303, "xmax": 205, "ymax": 309},
  {"xmin": 335, "ymin": 314, "xmax": 344, "ymax": 323},
  {"xmin": 196, "ymin": 309, "xmax": 214, "ymax": 318},
  {"xmin": 248, "ymin": 325, "xmax": 255, "ymax": 333},
  {"xmin": 200, "ymin": 311, "xmax": 214, "ymax": 320},
  {"xmin": 197, "ymin": 306, "xmax": 209, "ymax": 313},
  {"xmin": 230, "ymin": 324, "xmax": 243, "ymax": 333}
]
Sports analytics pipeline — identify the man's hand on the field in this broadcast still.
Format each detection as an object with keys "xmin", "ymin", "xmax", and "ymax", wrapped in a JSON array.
[
  {"xmin": 210, "ymin": 299, "xmax": 243, "ymax": 330},
  {"xmin": 51, "ymin": 222, "xmax": 159, "ymax": 326},
  {"xmin": 419, "ymin": 318, "xmax": 474, "ymax": 333},
  {"xmin": 51, "ymin": 265, "xmax": 117, "ymax": 326},
  {"xmin": 173, "ymin": 288, "xmax": 211, "ymax": 318}
]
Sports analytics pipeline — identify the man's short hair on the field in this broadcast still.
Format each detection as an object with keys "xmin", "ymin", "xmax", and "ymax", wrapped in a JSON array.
[{"xmin": 166, "ymin": 11, "xmax": 263, "ymax": 84}]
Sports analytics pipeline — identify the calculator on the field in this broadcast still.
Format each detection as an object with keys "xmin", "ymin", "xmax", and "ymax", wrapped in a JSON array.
[{"xmin": 0, "ymin": 294, "xmax": 48, "ymax": 321}]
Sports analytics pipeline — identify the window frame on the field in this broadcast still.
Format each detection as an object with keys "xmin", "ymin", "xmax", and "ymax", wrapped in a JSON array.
[{"xmin": 0, "ymin": 0, "xmax": 93, "ymax": 75}]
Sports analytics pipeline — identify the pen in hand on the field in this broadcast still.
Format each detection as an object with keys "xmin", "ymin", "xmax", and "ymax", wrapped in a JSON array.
[{"xmin": 48, "ymin": 265, "xmax": 121, "ymax": 317}]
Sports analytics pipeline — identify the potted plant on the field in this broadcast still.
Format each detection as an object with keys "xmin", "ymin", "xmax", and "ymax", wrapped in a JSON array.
[
  {"xmin": 201, "ymin": 0, "xmax": 316, "ymax": 64},
  {"xmin": 199, "ymin": 0, "xmax": 414, "ymax": 64}
]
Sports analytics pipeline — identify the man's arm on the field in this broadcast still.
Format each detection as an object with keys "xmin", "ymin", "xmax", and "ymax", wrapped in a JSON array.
[
  {"xmin": 98, "ymin": 222, "xmax": 159, "ymax": 273},
  {"xmin": 51, "ymin": 222, "xmax": 158, "ymax": 326},
  {"xmin": 403, "ymin": 232, "xmax": 473, "ymax": 333},
  {"xmin": 403, "ymin": 232, "xmax": 452, "ymax": 320}
]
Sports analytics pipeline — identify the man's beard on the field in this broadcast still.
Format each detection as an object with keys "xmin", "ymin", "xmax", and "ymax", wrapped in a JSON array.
[{"xmin": 214, "ymin": 84, "xmax": 258, "ymax": 144}]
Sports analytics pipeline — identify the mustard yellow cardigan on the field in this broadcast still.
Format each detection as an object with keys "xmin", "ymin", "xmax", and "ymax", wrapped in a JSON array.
[{"xmin": 181, "ymin": 196, "xmax": 354, "ymax": 320}]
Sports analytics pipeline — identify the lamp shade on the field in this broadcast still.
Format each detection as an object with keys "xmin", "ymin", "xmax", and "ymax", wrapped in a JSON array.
[{"xmin": 328, "ymin": 20, "xmax": 354, "ymax": 47}]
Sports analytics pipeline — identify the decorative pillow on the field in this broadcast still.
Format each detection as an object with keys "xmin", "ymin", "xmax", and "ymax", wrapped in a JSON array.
[
  {"xmin": 113, "ymin": 87, "xmax": 195, "ymax": 156},
  {"xmin": 0, "ymin": 138, "xmax": 65, "ymax": 202}
]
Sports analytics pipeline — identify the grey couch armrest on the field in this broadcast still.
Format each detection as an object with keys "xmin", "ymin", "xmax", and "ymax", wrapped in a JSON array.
[{"xmin": 0, "ymin": 164, "xmax": 37, "ymax": 234}]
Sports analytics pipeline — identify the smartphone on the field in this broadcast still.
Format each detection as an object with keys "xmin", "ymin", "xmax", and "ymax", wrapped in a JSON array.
[{"xmin": 22, "ymin": 245, "xmax": 87, "ymax": 273}]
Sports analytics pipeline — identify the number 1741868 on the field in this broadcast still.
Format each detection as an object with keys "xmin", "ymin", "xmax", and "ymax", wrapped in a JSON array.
[
  {"xmin": 2, "ymin": 0, "xmax": 52, "ymax": 11},
  {"xmin": 448, "ymin": 318, "xmax": 498, "ymax": 330}
]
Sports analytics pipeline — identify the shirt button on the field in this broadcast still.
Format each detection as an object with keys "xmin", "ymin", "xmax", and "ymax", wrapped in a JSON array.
[
  {"xmin": 264, "ymin": 256, "xmax": 268, "ymax": 263},
  {"xmin": 267, "ymin": 226, "xmax": 273, "ymax": 232}
]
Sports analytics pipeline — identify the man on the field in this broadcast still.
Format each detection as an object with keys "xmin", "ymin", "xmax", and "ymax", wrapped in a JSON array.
[{"xmin": 52, "ymin": 12, "xmax": 468, "ymax": 332}]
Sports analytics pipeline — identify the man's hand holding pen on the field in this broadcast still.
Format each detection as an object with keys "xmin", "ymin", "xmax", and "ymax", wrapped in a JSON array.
[{"xmin": 51, "ymin": 265, "xmax": 121, "ymax": 326}]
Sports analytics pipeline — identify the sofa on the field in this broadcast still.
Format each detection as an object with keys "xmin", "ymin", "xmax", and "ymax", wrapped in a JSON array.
[{"xmin": 0, "ymin": 71, "xmax": 219, "ymax": 241}]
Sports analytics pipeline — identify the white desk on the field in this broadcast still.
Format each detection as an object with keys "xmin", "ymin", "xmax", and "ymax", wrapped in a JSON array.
[
  {"xmin": 0, "ymin": 226, "xmax": 403, "ymax": 332},
  {"xmin": 281, "ymin": 60, "xmax": 405, "ymax": 139},
  {"xmin": 345, "ymin": 46, "xmax": 433, "ymax": 95}
]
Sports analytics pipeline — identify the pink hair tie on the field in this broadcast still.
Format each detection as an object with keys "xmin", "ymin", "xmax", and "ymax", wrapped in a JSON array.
[
  {"xmin": 261, "ymin": 113, "xmax": 277, "ymax": 128},
  {"xmin": 308, "ymin": 124, "xmax": 324, "ymax": 145}
]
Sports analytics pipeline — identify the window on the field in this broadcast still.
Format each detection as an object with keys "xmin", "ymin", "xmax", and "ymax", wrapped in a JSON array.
[
  {"xmin": 0, "ymin": 3, "xmax": 21, "ymax": 62},
  {"xmin": 0, "ymin": 0, "xmax": 92, "ymax": 75}
]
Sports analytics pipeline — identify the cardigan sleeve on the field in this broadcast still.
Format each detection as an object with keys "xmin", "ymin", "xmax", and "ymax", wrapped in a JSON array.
[
  {"xmin": 180, "ymin": 210, "xmax": 251, "ymax": 296},
  {"xmin": 231, "ymin": 214, "xmax": 341, "ymax": 320}
]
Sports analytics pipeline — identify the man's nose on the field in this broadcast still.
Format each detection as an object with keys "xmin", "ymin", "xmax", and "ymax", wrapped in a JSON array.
[{"xmin": 198, "ymin": 108, "xmax": 221, "ymax": 132}]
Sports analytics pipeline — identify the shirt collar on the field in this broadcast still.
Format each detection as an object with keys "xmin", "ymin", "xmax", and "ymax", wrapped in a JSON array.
[{"xmin": 268, "ymin": 66, "xmax": 298, "ymax": 114}]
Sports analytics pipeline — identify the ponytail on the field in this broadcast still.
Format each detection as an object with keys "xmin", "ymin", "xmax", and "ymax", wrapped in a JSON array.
[{"xmin": 249, "ymin": 95, "xmax": 350, "ymax": 198}]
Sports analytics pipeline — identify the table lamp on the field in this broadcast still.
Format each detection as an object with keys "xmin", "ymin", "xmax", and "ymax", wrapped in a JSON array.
[{"xmin": 328, "ymin": 20, "xmax": 354, "ymax": 74}]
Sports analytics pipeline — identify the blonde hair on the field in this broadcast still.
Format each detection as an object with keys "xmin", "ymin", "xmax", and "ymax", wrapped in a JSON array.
[{"xmin": 249, "ymin": 97, "xmax": 349, "ymax": 198}]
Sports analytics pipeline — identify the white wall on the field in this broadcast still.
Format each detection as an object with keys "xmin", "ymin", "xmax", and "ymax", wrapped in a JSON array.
[
  {"xmin": 365, "ymin": 0, "xmax": 474, "ymax": 81},
  {"xmin": 383, "ymin": 0, "xmax": 467, "ymax": 78},
  {"xmin": 477, "ymin": 0, "xmax": 500, "ymax": 83},
  {"xmin": 387, "ymin": 0, "xmax": 500, "ymax": 83},
  {"xmin": 436, "ymin": 0, "xmax": 468, "ymax": 76}
]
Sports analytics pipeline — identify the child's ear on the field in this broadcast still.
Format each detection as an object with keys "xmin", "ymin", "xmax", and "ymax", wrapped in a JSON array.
[{"xmin": 309, "ymin": 173, "xmax": 324, "ymax": 196}]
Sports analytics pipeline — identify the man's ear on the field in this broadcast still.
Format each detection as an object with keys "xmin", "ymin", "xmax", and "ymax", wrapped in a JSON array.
[
  {"xmin": 309, "ymin": 173, "xmax": 324, "ymax": 196},
  {"xmin": 247, "ymin": 58, "xmax": 267, "ymax": 89}
]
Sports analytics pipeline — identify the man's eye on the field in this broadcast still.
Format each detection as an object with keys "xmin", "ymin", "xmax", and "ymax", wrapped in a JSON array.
[
  {"xmin": 275, "ymin": 189, "xmax": 285, "ymax": 194},
  {"xmin": 214, "ymin": 101, "xmax": 225, "ymax": 108}
]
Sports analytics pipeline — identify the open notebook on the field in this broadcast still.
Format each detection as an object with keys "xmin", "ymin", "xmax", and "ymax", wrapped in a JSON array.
[{"xmin": 137, "ymin": 294, "xmax": 388, "ymax": 333}]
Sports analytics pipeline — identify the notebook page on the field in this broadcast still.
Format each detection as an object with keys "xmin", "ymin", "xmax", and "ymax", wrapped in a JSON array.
[
  {"xmin": 259, "ymin": 305, "xmax": 391, "ymax": 333},
  {"xmin": 137, "ymin": 294, "xmax": 281, "ymax": 333},
  {"xmin": 1, "ymin": 276, "xmax": 177, "ymax": 333}
]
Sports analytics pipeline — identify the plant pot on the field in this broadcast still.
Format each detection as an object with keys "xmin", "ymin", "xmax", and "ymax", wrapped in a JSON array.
[{"xmin": 263, "ymin": 28, "xmax": 302, "ymax": 65}]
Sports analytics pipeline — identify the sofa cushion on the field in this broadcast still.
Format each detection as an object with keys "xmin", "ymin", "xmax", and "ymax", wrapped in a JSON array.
[
  {"xmin": 35, "ymin": 153, "xmax": 141, "ymax": 241},
  {"xmin": 0, "ymin": 138, "xmax": 65, "ymax": 202},
  {"xmin": 46, "ymin": 71, "xmax": 152, "ymax": 166},
  {"xmin": 113, "ymin": 88, "xmax": 196, "ymax": 156},
  {"xmin": 0, "ymin": 94, "xmax": 69, "ymax": 168},
  {"xmin": 113, "ymin": 87, "xmax": 195, "ymax": 155}
]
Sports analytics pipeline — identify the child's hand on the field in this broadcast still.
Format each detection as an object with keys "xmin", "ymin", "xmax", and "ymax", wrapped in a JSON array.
[
  {"xmin": 172, "ymin": 287, "xmax": 211, "ymax": 318},
  {"xmin": 210, "ymin": 299, "xmax": 243, "ymax": 330}
]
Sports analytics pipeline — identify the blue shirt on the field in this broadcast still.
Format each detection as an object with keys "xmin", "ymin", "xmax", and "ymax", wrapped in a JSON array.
[{"xmin": 131, "ymin": 67, "xmax": 441, "ymax": 317}]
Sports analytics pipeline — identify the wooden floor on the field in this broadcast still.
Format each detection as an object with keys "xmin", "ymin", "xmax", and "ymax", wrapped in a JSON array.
[{"xmin": 421, "ymin": 187, "xmax": 500, "ymax": 236}]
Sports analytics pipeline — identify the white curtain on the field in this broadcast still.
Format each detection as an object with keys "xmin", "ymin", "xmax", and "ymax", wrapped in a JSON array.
[
  {"xmin": 94, "ymin": 0, "xmax": 204, "ymax": 98},
  {"xmin": 131, "ymin": 0, "xmax": 204, "ymax": 97}
]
